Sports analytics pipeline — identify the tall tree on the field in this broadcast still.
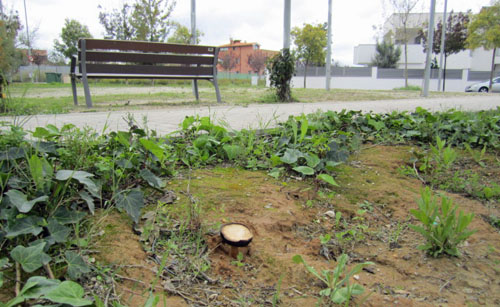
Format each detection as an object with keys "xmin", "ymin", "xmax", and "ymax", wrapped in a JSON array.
[
  {"xmin": 247, "ymin": 50, "xmax": 269, "ymax": 76},
  {"xmin": 167, "ymin": 23, "xmax": 203, "ymax": 44},
  {"xmin": 0, "ymin": 7, "xmax": 23, "ymax": 78},
  {"xmin": 131, "ymin": 0, "xmax": 176, "ymax": 42},
  {"xmin": 371, "ymin": 40, "xmax": 401, "ymax": 68},
  {"xmin": 466, "ymin": 1, "xmax": 500, "ymax": 92},
  {"xmin": 387, "ymin": 0, "xmax": 421, "ymax": 87},
  {"xmin": 53, "ymin": 19, "xmax": 92, "ymax": 62},
  {"xmin": 419, "ymin": 12, "xmax": 470, "ymax": 91},
  {"xmin": 219, "ymin": 52, "xmax": 238, "ymax": 72},
  {"xmin": 291, "ymin": 22, "xmax": 327, "ymax": 88},
  {"xmin": 98, "ymin": 3, "xmax": 135, "ymax": 40}
]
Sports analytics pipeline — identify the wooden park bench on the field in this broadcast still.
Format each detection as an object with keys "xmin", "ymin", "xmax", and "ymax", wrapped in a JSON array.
[{"xmin": 70, "ymin": 38, "xmax": 221, "ymax": 107}]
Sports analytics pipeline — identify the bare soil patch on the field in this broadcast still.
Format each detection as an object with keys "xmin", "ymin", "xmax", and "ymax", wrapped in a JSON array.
[{"xmin": 93, "ymin": 146, "xmax": 500, "ymax": 306}]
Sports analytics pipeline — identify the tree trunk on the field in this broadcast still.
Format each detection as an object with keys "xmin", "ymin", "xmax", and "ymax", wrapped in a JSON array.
[{"xmin": 489, "ymin": 48, "xmax": 496, "ymax": 91}]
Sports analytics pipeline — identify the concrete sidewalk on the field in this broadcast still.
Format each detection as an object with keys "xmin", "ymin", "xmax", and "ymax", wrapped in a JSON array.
[{"xmin": 5, "ymin": 95, "xmax": 500, "ymax": 135}]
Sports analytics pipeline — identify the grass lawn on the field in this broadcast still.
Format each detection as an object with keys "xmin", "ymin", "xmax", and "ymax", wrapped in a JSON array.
[{"xmin": 2, "ymin": 80, "xmax": 475, "ymax": 115}]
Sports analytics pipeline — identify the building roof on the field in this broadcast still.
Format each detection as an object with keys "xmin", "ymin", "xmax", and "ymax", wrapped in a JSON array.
[{"xmin": 219, "ymin": 39, "xmax": 259, "ymax": 48}]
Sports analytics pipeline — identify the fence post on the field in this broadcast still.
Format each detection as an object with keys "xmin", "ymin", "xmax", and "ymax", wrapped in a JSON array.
[{"xmin": 371, "ymin": 67, "xmax": 378, "ymax": 80}]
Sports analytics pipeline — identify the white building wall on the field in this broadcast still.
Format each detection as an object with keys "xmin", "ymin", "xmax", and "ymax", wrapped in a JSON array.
[{"xmin": 354, "ymin": 44, "xmax": 498, "ymax": 71}]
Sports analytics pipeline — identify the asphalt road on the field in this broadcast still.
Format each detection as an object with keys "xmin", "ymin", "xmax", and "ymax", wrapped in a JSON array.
[{"xmin": 5, "ymin": 95, "xmax": 500, "ymax": 135}]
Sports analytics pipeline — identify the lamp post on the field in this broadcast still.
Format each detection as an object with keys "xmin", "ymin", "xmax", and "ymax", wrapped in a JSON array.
[
  {"xmin": 325, "ymin": 0, "xmax": 332, "ymax": 90},
  {"xmin": 422, "ymin": 0, "xmax": 436, "ymax": 97},
  {"xmin": 437, "ymin": 0, "xmax": 447, "ymax": 92},
  {"xmin": 284, "ymin": 0, "xmax": 291, "ymax": 49}
]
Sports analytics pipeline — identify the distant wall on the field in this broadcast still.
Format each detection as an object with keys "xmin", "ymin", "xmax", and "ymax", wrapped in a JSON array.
[{"xmin": 291, "ymin": 66, "xmax": 500, "ymax": 92}]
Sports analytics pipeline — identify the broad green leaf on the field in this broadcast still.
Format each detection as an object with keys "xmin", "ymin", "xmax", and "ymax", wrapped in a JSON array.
[
  {"xmin": 79, "ymin": 190, "xmax": 95, "ymax": 215},
  {"xmin": 305, "ymin": 153, "xmax": 320, "ymax": 168},
  {"xmin": 139, "ymin": 169, "xmax": 166, "ymax": 189},
  {"xmin": 28, "ymin": 155, "xmax": 44, "ymax": 191},
  {"xmin": 23, "ymin": 276, "xmax": 61, "ymax": 299},
  {"xmin": 223, "ymin": 144, "xmax": 244, "ymax": 160},
  {"xmin": 317, "ymin": 174, "xmax": 339, "ymax": 187},
  {"xmin": 115, "ymin": 131, "xmax": 131, "ymax": 147},
  {"xmin": 47, "ymin": 218, "xmax": 71, "ymax": 243},
  {"xmin": 6, "ymin": 190, "xmax": 48, "ymax": 213},
  {"xmin": 53, "ymin": 207, "xmax": 86, "ymax": 225},
  {"xmin": 293, "ymin": 166, "xmax": 315, "ymax": 176},
  {"xmin": 139, "ymin": 138, "xmax": 165, "ymax": 161},
  {"xmin": 44, "ymin": 281, "xmax": 92, "ymax": 306},
  {"xmin": 10, "ymin": 243, "xmax": 51, "ymax": 273},
  {"xmin": 268, "ymin": 168, "xmax": 282, "ymax": 179},
  {"xmin": 115, "ymin": 189, "xmax": 144, "ymax": 223},
  {"xmin": 55, "ymin": 170, "xmax": 100, "ymax": 198},
  {"xmin": 5, "ymin": 216, "xmax": 44, "ymax": 238},
  {"xmin": 65, "ymin": 251, "xmax": 91, "ymax": 279},
  {"xmin": 182, "ymin": 116, "xmax": 196, "ymax": 130},
  {"xmin": 368, "ymin": 119, "xmax": 385, "ymax": 131},
  {"xmin": 280, "ymin": 149, "xmax": 303, "ymax": 165}
]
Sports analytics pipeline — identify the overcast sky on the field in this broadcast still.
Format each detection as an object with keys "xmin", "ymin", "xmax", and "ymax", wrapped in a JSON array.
[{"xmin": 7, "ymin": 0, "xmax": 492, "ymax": 66}]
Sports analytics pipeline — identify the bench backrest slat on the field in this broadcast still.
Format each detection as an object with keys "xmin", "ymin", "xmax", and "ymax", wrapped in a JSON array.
[
  {"xmin": 83, "ymin": 51, "xmax": 214, "ymax": 66},
  {"xmin": 85, "ymin": 64, "xmax": 214, "ymax": 76},
  {"xmin": 81, "ymin": 39, "xmax": 216, "ymax": 55}
]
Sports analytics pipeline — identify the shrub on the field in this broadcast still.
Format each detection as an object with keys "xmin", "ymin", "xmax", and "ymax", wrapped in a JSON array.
[
  {"xmin": 409, "ymin": 187, "xmax": 476, "ymax": 257},
  {"xmin": 267, "ymin": 48, "xmax": 295, "ymax": 102}
]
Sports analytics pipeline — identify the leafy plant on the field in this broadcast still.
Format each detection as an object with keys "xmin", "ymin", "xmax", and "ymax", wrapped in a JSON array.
[
  {"xmin": 409, "ymin": 187, "xmax": 476, "ymax": 257},
  {"xmin": 231, "ymin": 252, "xmax": 245, "ymax": 267},
  {"xmin": 267, "ymin": 48, "xmax": 295, "ymax": 102},
  {"xmin": 292, "ymin": 253, "xmax": 373, "ymax": 305}
]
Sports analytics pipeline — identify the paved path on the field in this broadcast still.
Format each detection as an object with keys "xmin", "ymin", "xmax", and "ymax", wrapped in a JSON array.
[{"xmin": 4, "ymin": 95, "xmax": 500, "ymax": 135}]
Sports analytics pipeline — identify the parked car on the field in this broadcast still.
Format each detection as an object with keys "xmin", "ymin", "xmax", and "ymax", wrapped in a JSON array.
[{"xmin": 465, "ymin": 77, "xmax": 500, "ymax": 93}]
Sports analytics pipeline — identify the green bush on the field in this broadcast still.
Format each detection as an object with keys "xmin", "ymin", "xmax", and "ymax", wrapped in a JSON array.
[
  {"xmin": 409, "ymin": 187, "xmax": 476, "ymax": 257},
  {"xmin": 267, "ymin": 48, "xmax": 295, "ymax": 102}
]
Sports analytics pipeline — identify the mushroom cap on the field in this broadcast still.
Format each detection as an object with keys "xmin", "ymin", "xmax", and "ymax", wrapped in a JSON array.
[{"xmin": 220, "ymin": 223, "xmax": 253, "ymax": 247}]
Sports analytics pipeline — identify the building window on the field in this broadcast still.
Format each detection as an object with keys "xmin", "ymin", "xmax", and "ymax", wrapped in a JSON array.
[{"xmin": 220, "ymin": 47, "xmax": 228, "ymax": 51}]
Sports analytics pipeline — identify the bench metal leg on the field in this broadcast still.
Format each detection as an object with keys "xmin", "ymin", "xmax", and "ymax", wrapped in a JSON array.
[
  {"xmin": 192, "ymin": 80, "xmax": 199, "ymax": 101},
  {"xmin": 71, "ymin": 76, "xmax": 78, "ymax": 106},
  {"xmin": 212, "ymin": 77, "xmax": 221, "ymax": 103},
  {"xmin": 82, "ymin": 76, "xmax": 92, "ymax": 108}
]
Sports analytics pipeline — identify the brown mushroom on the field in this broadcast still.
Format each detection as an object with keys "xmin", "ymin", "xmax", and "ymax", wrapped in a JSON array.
[{"xmin": 220, "ymin": 223, "xmax": 253, "ymax": 258}]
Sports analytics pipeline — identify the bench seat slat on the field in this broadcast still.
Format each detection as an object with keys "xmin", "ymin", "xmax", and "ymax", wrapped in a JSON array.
[
  {"xmin": 84, "ymin": 51, "xmax": 215, "ymax": 65},
  {"xmin": 85, "ymin": 64, "xmax": 213, "ymax": 76},
  {"xmin": 75, "ymin": 73, "xmax": 213, "ymax": 80},
  {"xmin": 83, "ymin": 39, "xmax": 216, "ymax": 55}
]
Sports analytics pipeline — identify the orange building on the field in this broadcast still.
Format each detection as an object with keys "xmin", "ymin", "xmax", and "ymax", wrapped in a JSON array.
[{"xmin": 218, "ymin": 39, "xmax": 277, "ymax": 75}]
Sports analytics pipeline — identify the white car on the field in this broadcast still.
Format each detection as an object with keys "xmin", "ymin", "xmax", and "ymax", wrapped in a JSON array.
[{"xmin": 465, "ymin": 77, "xmax": 500, "ymax": 93}]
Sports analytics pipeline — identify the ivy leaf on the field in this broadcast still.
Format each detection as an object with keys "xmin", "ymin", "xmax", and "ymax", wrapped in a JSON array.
[
  {"xmin": 65, "ymin": 251, "xmax": 91, "ymax": 280},
  {"xmin": 6, "ymin": 190, "xmax": 48, "ymax": 213},
  {"xmin": 47, "ymin": 218, "xmax": 71, "ymax": 243},
  {"xmin": 139, "ymin": 169, "xmax": 165, "ymax": 189},
  {"xmin": 53, "ymin": 207, "xmax": 86, "ymax": 225},
  {"xmin": 22, "ymin": 276, "xmax": 61, "ymax": 299},
  {"xmin": 317, "ymin": 174, "xmax": 340, "ymax": 187},
  {"xmin": 305, "ymin": 153, "xmax": 321, "ymax": 168},
  {"xmin": 280, "ymin": 149, "xmax": 303, "ymax": 165},
  {"xmin": 10, "ymin": 243, "xmax": 51, "ymax": 273},
  {"xmin": 115, "ymin": 189, "xmax": 144, "ymax": 223},
  {"xmin": 5, "ymin": 216, "xmax": 44, "ymax": 238},
  {"xmin": 44, "ymin": 281, "xmax": 93, "ymax": 306},
  {"xmin": 55, "ymin": 170, "xmax": 100, "ymax": 198},
  {"xmin": 292, "ymin": 166, "xmax": 315, "ymax": 176}
]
